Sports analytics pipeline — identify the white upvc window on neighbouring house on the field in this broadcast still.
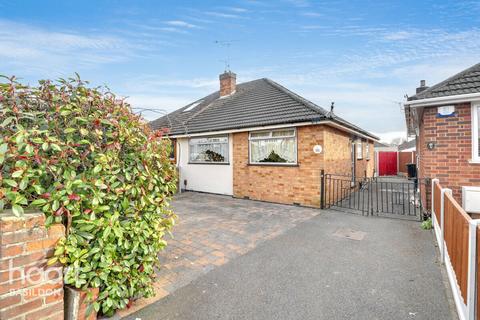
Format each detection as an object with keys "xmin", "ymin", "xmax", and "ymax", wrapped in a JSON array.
[
  {"xmin": 365, "ymin": 142, "xmax": 370, "ymax": 160},
  {"xmin": 249, "ymin": 128, "xmax": 297, "ymax": 164},
  {"xmin": 356, "ymin": 140, "xmax": 363, "ymax": 160},
  {"xmin": 189, "ymin": 135, "xmax": 229, "ymax": 163},
  {"xmin": 472, "ymin": 103, "xmax": 480, "ymax": 162}
]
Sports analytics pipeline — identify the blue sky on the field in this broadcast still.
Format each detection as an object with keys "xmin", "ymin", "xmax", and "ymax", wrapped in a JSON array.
[{"xmin": 1, "ymin": 0, "xmax": 480, "ymax": 141}]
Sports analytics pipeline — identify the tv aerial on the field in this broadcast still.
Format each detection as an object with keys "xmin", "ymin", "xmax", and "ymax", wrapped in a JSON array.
[{"xmin": 214, "ymin": 40, "xmax": 237, "ymax": 71}]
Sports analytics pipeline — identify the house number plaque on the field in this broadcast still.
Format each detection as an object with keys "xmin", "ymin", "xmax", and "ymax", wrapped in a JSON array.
[{"xmin": 313, "ymin": 145, "xmax": 323, "ymax": 154}]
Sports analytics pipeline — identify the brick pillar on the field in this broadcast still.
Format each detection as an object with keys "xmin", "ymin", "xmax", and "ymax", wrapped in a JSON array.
[{"xmin": 0, "ymin": 211, "xmax": 65, "ymax": 320}]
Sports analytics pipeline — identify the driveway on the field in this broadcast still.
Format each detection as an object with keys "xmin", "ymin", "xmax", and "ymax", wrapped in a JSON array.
[
  {"xmin": 123, "ymin": 192, "xmax": 454, "ymax": 320},
  {"xmin": 118, "ymin": 192, "xmax": 319, "ymax": 318}
]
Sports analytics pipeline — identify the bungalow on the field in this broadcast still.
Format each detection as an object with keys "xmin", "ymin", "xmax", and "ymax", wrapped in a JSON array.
[
  {"xmin": 404, "ymin": 62, "xmax": 480, "ymax": 213},
  {"xmin": 151, "ymin": 71, "xmax": 378, "ymax": 207}
]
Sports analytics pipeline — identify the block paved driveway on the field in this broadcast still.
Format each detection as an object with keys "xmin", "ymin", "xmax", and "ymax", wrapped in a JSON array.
[
  {"xmin": 118, "ymin": 191, "xmax": 319, "ymax": 318},
  {"xmin": 123, "ymin": 192, "xmax": 455, "ymax": 320}
]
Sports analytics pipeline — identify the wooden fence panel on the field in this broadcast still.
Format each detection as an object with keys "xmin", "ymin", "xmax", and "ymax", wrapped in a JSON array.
[
  {"xmin": 398, "ymin": 151, "xmax": 415, "ymax": 174},
  {"xmin": 444, "ymin": 192, "xmax": 471, "ymax": 303}
]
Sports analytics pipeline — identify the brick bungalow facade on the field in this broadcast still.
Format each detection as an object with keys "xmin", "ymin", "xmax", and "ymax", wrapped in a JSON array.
[
  {"xmin": 152, "ymin": 71, "xmax": 377, "ymax": 208},
  {"xmin": 404, "ymin": 63, "xmax": 480, "ymax": 212}
]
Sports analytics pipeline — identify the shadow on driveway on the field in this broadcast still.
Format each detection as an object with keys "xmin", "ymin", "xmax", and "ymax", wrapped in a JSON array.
[{"xmin": 125, "ymin": 200, "xmax": 455, "ymax": 320}]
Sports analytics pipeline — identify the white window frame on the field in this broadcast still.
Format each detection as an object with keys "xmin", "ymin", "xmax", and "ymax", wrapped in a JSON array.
[
  {"xmin": 365, "ymin": 142, "xmax": 370, "ymax": 160},
  {"xmin": 472, "ymin": 103, "xmax": 480, "ymax": 163},
  {"xmin": 248, "ymin": 128, "xmax": 297, "ymax": 165},
  {"xmin": 188, "ymin": 135, "xmax": 229, "ymax": 164},
  {"xmin": 356, "ymin": 140, "xmax": 363, "ymax": 160}
]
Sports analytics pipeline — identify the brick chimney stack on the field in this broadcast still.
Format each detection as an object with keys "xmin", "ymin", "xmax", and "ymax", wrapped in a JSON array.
[
  {"xmin": 219, "ymin": 71, "xmax": 236, "ymax": 97},
  {"xmin": 416, "ymin": 80, "xmax": 429, "ymax": 94}
]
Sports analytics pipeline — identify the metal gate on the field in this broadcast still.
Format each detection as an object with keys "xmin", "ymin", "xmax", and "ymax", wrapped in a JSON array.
[{"xmin": 321, "ymin": 172, "xmax": 422, "ymax": 220}]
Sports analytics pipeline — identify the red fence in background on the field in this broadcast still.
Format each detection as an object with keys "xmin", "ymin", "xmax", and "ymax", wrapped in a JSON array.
[
  {"xmin": 378, "ymin": 152, "xmax": 397, "ymax": 176},
  {"xmin": 398, "ymin": 151, "xmax": 416, "ymax": 174}
]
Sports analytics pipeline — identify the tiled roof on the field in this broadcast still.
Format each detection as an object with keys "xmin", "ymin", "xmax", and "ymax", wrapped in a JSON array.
[
  {"xmin": 408, "ymin": 62, "xmax": 480, "ymax": 100},
  {"xmin": 150, "ymin": 78, "xmax": 377, "ymax": 139},
  {"xmin": 398, "ymin": 139, "xmax": 416, "ymax": 151}
]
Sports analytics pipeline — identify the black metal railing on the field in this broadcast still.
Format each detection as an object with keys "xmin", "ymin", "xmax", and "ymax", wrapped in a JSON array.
[{"xmin": 320, "ymin": 170, "xmax": 422, "ymax": 220}]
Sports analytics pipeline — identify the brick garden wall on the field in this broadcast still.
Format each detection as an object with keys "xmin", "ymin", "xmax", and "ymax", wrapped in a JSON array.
[
  {"xmin": 0, "ymin": 212, "xmax": 64, "ymax": 320},
  {"xmin": 418, "ymin": 102, "xmax": 480, "ymax": 203}
]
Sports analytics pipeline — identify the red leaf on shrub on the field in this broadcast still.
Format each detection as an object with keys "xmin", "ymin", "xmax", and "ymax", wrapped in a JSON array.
[
  {"xmin": 68, "ymin": 194, "xmax": 80, "ymax": 201},
  {"xmin": 54, "ymin": 207, "xmax": 65, "ymax": 216},
  {"xmin": 138, "ymin": 264, "xmax": 144, "ymax": 272},
  {"xmin": 127, "ymin": 299, "xmax": 133, "ymax": 309},
  {"xmin": 84, "ymin": 209, "xmax": 92, "ymax": 214},
  {"xmin": 40, "ymin": 193, "xmax": 51, "ymax": 199}
]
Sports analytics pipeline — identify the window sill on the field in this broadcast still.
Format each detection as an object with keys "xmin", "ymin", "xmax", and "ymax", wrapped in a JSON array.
[
  {"xmin": 188, "ymin": 162, "xmax": 230, "ymax": 165},
  {"xmin": 248, "ymin": 163, "xmax": 299, "ymax": 167},
  {"xmin": 468, "ymin": 159, "xmax": 480, "ymax": 164}
]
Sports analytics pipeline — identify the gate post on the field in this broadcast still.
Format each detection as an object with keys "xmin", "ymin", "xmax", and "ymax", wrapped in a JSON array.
[
  {"xmin": 467, "ymin": 219, "xmax": 480, "ymax": 320},
  {"xmin": 320, "ymin": 169, "xmax": 325, "ymax": 209},
  {"xmin": 440, "ymin": 188, "xmax": 451, "ymax": 264}
]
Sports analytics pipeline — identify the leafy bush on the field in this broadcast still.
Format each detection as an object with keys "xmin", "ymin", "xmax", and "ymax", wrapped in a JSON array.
[
  {"xmin": 0, "ymin": 75, "xmax": 177, "ymax": 316},
  {"xmin": 421, "ymin": 218, "xmax": 432, "ymax": 230}
]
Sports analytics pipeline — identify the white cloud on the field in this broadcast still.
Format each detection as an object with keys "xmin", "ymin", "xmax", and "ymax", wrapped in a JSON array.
[
  {"xmin": 205, "ymin": 11, "xmax": 243, "ymax": 19},
  {"xmin": 124, "ymin": 94, "xmax": 193, "ymax": 120},
  {"xmin": 0, "ymin": 19, "xmax": 134, "ymax": 76},
  {"xmin": 301, "ymin": 12, "xmax": 323, "ymax": 17},
  {"xmin": 164, "ymin": 20, "xmax": 199, "ymax": 29},
  {"xmin": 372, "ymin": 131, "xmax": 408, "ymax": 144},
  {"xmin": 383, "ymin": 31, "xmax": 415, "ymax": 41},
  {"xmin": 226, "ymin": 7, "xmax": 248, "ymax": 12}
]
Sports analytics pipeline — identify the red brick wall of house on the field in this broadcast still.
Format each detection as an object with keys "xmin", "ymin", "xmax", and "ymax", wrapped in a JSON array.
[
  {"xmin": 233, "ymin": 124, "xmax": 374, "ymax": 208},
  {"xmin": 418, "ymin": 102, "xmax": 480, "ymax": 204},
  {"xmin": 0, "ymin": 212, "xmax": 65, "ymax": 320},
  {"xmin": 323, "ymin": 127, "xmax": 374, "ymax": 179},
  {"xmin": 233, "ymin": 125, "xmax": 325, "ymax": 207}
]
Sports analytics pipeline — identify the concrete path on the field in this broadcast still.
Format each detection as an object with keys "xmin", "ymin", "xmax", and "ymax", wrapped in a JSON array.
[{"xmin": 126, "ymin": 207, "xmax": 455, "ymax": 320}]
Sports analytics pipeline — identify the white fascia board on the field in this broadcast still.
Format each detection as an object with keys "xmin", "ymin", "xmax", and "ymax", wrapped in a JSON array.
[
  {"xmin": 322, "ymin": 121, "xmax": 379, "ymax": 141},
  {"xmin": 404, "ymin": 92, "xmax": 480, "ymax": 108},
  {"xmin": 168, "ymin": 120, "xmax": 378, "ymax": 142}
]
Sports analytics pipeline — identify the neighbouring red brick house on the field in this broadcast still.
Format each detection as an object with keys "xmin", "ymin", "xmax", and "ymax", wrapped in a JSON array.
[
  {"xmin": 404, "ymin": 63, "xmax": 480, "ymax": 214},
  {"xmin": 151, "ymin": 70, "xmax": 377, "ymax": 208}
]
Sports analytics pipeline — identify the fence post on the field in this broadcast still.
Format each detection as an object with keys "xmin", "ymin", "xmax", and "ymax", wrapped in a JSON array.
[
  {"xmin": 320, "ymin": 169, "xmax": 325, "ymax": 209},
  {"xmin": 431, "ymin": 178, "xmax": 439, "ymax": 215},
  {"xmin": 467, "ymin": 219, "xmax": 480, "ymax": 320},
  {"xmin": 440, "ymin": 188, "xmax": 452, "ymax": 264}
]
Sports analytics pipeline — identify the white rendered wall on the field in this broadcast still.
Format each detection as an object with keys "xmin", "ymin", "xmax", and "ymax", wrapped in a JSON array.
[{"xmin": 176, "ymin": 135, "xmax": 233, "ymax": 195}]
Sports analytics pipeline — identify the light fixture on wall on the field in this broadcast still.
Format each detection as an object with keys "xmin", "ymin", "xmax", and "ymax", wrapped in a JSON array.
[{"xmin": 427, "ymin": 142, "xmax": 435, "ymax": 150}]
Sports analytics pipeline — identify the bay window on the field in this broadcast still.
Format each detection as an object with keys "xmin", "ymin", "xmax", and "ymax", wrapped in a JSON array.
[
  {"xmin": 249, "ymin": 128, "xmax": 297, "ymax": 164},
  {"xmin": 189, "ymin": 135, "xmax": 229, "ymax": 163}
]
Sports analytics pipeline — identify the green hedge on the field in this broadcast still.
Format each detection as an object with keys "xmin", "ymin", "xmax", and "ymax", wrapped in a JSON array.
[{"xmin": 0, "ymin": 75, "xmax": 177, "ymax": 316}]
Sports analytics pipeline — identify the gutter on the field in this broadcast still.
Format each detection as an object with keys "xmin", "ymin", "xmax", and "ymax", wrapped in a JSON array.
[
  {"xmin": 167, "ymin": 119, "xmax": 379, "ymax": 141},
  {"xmin": 405, "ymin": 92, "xmax": 480, "ymax": 107}
]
